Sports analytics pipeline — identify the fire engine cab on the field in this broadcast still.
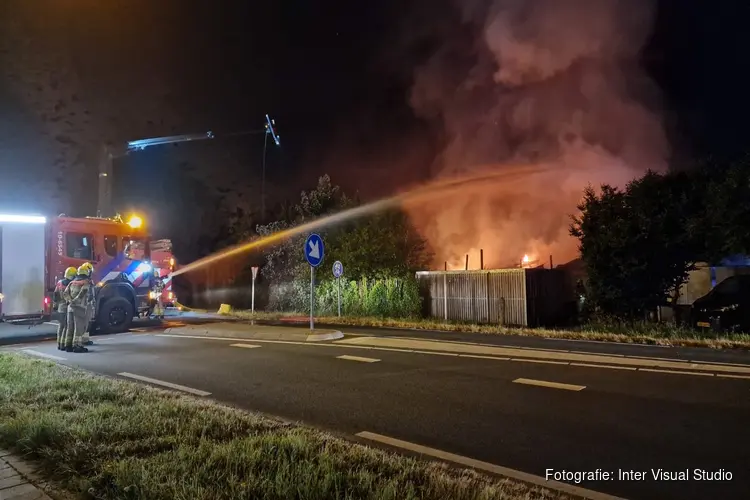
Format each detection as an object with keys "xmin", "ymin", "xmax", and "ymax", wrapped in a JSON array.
[{"xmin": 0, "ymin": 212, "xmax": 158, "ymax": 333}]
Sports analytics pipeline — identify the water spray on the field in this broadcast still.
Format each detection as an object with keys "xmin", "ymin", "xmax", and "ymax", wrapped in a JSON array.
[{"xmin": 171, "ymin": 163, "xmax": 552, "ymax": 276}]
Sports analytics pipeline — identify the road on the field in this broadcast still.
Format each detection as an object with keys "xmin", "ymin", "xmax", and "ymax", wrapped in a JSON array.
[{"xmin": 3, "ymin": 319, "xmax": 749, "ymax": 500}]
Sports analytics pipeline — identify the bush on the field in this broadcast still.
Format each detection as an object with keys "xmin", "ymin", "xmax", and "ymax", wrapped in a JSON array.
[{"xmin": 268, "ymin": 276, "xmax": 422, "ymax": 318}]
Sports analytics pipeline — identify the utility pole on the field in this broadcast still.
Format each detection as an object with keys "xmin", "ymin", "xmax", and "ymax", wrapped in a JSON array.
[{"xmin": 262, "ymin": 114, "xmax": 281, "ymax": 221}]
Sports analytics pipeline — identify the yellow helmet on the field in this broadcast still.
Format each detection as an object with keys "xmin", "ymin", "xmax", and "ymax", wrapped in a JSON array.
[
  {"xmin": 64, "ymin": 267, "xmax": 77, "ymax": 280},
  {"xmin": 77, "ymin": 264, "xmax": 92, "ymax": 277},
  {"xmin": 82, "ymin": 262, "xmax": 94, "ymax": 273}
]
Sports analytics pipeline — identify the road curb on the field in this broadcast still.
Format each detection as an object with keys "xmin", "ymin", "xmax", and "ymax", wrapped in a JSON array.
[
  {"xmin": 306, "ymin": 331, "xmax": 344, "ymax": 342},
  {"xmin": 162, "ymin": 325, "xmax": 343, "ymax": 343}
]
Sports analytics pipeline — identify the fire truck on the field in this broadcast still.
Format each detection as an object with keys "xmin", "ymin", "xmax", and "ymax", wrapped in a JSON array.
[
  {"xmin": 0, "ymin": 212, "xmax": 157, "ymax": 333},
  {"xmin": 150, "ymin": 239, "xmax": 177, "ymax": 307}
]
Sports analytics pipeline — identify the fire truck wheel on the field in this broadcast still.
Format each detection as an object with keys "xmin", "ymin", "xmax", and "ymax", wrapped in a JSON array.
[{"xmin": 98, "ymin": 297, "xmax": 134, "ymax": 334}]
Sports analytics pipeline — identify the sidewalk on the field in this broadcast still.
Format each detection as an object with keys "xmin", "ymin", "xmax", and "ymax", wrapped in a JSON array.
[{"xmin": 0, "ymin": 450, "xmax": 52, "ymax": 500}]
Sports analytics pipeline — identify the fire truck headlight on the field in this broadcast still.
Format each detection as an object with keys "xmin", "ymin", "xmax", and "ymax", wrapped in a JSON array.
[
  {"xmin": 149, "ymin": 291, "xmax": 157, "ymax": 300},
  {"xmin": 127, "ymin": 215, "xmax": 143, "ymax": 229},
  {"xmin": 168, "ymin": 292, "xmax": 174, "ymax": 299}
]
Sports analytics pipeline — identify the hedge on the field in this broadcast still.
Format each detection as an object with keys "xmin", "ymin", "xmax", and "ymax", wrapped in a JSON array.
[{"xmin": 268, "ymin": 276, "xmax": 422, "ymax": 318}]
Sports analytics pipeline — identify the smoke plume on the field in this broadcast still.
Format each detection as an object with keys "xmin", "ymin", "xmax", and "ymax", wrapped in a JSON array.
[{"xmin": 404, "ymin": 0, "xmax": 668, "ymax": 269}]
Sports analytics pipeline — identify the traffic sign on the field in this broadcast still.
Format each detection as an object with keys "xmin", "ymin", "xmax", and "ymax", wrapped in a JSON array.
[
  {"xmin": 304, "ymin": 233, "xmax": 325, "ymax": 267},
  {"xmin": 333, "ymin": 260, "xmax": 344, "ymax": 278}
]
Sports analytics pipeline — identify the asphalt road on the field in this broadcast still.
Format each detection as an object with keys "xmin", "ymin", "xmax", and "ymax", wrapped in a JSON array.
[{"xmin": 6, "ymin": 326, "xmax": 749, "ymax": 500}]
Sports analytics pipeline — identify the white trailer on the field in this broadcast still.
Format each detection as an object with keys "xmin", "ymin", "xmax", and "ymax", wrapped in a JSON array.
[{"xmin": 0, "ymin": 214, "xmax": 48, "ymax": 322}]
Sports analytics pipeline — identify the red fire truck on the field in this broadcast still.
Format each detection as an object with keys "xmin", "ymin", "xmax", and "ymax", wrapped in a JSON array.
[{"xmin": 0, "ymin": 212, "xmax": 157, "ymax": 333}]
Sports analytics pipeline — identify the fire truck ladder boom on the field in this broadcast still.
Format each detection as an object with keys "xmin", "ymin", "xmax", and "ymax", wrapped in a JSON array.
[
  {"xmin": 97, "ymin": 119, "xmax": 280, "ymax": 217},
  {"xmin": 126, "ymin": 132, "xmax": 215, "ymax": 151}
]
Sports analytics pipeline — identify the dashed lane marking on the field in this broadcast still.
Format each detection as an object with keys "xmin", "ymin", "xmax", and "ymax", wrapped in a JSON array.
[
  {"xmin": 117, "ymin": 372, "xmax": 211, "ymax": 396},
  {"xmin": 355, "ymin": 431, "xmax": 625, "ymax": 500},
  {"xmin": 337, "ymin": 355, "xmax": 381, "ymax": 363},
  {"xmin": 230, "ymin": 343, "xmax": 262, "ymax": 349},
  {"xmin": 21, "ymin": 349, "xmax": 66, "ymax": 361},
  {"xmin": 513, "ymin": 378, "xmax": 586, "ymax": 391}
]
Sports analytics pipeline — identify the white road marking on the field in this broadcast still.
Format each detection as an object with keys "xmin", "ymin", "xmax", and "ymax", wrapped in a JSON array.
[
  {"xmin": 21, "ymin": 349, "xmax": 66, "ymax": 361},
  {"xmin": 640, "ymin": 368, "xmax": 714, "ymax": 377},
  {"xmin": 510, "ymin": 358, "xmax": 568, "ymax": 366},
  {"xmin": 117, "ymin": 372, "xmax": 211, "ymax": 396},
  {"xmin": 337, "ymin": 355, "xmax": 380, "ymax": 363},
  {"xmin": 230, "ymin": 343, "xmax": 261, "ymax": 349},
  {"xmin": 513, "ymin": 378, "xmax": 586, "ymax": 391},
  {"xmin": 356, "ymin": 431, "xmax": 625, "ymax": 500},
  {"xmin": 571, "ymin": 362, "xmax": 636, "ymax": 371},
  {"xmin": 717, "ymin": 373, "xmax": 750, "ymax": 380},
  {"xmin": 44, "ymin": 321, "xmax": 58, "ymax": 326}
]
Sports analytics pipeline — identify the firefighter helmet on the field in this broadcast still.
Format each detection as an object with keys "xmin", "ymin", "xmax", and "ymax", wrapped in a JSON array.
[
  {"xmin": 81, "ymin": 262, "xmax": 94, "ymax": 274},
  {"xmin": 64, "ymin": 267, "xmax": 77, "ymax": 280},
  {"xmin": 77, "ymin": 264, "xmax": 92, "ymax": 277}
]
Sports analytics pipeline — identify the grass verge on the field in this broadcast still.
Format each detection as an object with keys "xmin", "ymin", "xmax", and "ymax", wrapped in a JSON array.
[
  {"xmin": 229, "ymin": 311, "xmax": 750, "ymax": 350},
  {"xmin": 0, "ymin": 353, "xmax": 570, "ymax": 500}
]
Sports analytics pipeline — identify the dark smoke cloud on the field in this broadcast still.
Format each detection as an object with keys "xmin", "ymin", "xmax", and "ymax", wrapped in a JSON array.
[{"xmin": 403, "ymin": 0, "xmax": 668, "ymax": 269}]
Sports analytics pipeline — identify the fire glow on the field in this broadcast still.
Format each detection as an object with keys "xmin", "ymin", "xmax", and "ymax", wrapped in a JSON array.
[{"xmin": 403, "ymin": 0, "xmax": 668, "ymax": 271}]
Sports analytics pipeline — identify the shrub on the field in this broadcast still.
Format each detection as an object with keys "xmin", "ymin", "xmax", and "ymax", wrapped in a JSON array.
[{"xmin": 268, "ymin": 276, "xmax": 422, "ymax": 318}]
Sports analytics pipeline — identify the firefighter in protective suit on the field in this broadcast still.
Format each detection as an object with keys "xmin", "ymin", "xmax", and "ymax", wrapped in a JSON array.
[
  {"xmin": 54, "ymin": 267, "xmax": 78, "ymax": 350},
  {"xmin": 79, "ymin": 262, "xmax": 95, "ymax": 345},
  {"xmin": 62, "ymin": 264, "xmax": 93, "ymax": 353},
  {"xmin": 151, "ymin": 275, "xmax": 165, "ymax": 319}
]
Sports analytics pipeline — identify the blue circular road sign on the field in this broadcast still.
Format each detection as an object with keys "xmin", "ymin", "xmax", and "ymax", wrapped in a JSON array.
[
  {"xmin": 333, "ymin": 260, "xmax": 344, "ymax": 278},
  {"xmin": 304, "ymin": 233, "xmax": 325, "ymax": 267}
]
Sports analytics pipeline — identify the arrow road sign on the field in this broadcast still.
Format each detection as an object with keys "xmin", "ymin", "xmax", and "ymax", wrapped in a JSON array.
[
  {"xmin": 333, "ymin": 260, "xmax": 344, "ymax": 278},
  {"xmin": 304, "ymin": 233, "xmax": 325, "ymax": 267}
]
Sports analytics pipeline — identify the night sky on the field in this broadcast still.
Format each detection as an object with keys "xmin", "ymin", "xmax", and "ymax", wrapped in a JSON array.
[{"xmin": 1, "ymin": 0, "xmax": 749, "ymax": 261}]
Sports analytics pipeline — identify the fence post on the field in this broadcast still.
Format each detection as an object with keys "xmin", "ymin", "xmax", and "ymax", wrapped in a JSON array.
[
  {"xmin": 486, "ymin": 272, "xmax": 491, "ymax": 323},
  {"xmin": 443, "ymin": 272, "xmax": 448, "ymax": 321}
]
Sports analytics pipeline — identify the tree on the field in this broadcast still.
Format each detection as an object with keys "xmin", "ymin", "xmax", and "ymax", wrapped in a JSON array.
[
  {"xmin": 571, "ymin": 171, "xmax": 702, "ymax": 317},
  {"xmin": 256, "ymin": 175, "xmax": 431, "ymax": 310},
  {"xmin": 701, "ymin": 157, "xmax": 750, "ymax": 260},
  {"xmin": 256, "ymin": 175, "xmax": 348, "ymax": 284}
]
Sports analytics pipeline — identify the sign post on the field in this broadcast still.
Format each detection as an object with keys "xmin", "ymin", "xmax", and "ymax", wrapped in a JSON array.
[
  {"xmin": 333, "ymin": 260, "xmax": 344, "ymax": 317},
  {"xmin": 251, "ymin": 266, "xmax": 259, "ymax": 313},
  {"xmin": 304, "ymin": 233, "xmax": 325, "ymax": 331}
]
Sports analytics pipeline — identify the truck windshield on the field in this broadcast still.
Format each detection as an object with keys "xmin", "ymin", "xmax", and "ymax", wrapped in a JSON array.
[{"xmin": 122, "ymin": 237, "xmax": 150, "ymax": 261}]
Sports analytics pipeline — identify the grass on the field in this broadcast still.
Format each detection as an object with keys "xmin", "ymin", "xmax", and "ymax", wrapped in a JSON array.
[
  {"xmin": 228, "ymin": 311, "xmax": 750, "ymax": 350},
  {"xmin": 0, "ymin": 353, "xmax": 571, "ymax": 500}
]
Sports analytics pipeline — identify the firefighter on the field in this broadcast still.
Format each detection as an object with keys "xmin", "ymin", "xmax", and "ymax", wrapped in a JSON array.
[
  {"xmin": 62, "ymin": 264, "xmax": 93, "ymax": 353},
  {"xmin": 152, "ymin": 275, "xmax": 165, "ymax": 319},
  {"xmin": 53, "ymin": 267, "xmax": 77, "ymax": 350},
  {"xmin": 80, "ymin": 262, "xmax": 96, "ymax": 346}
]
